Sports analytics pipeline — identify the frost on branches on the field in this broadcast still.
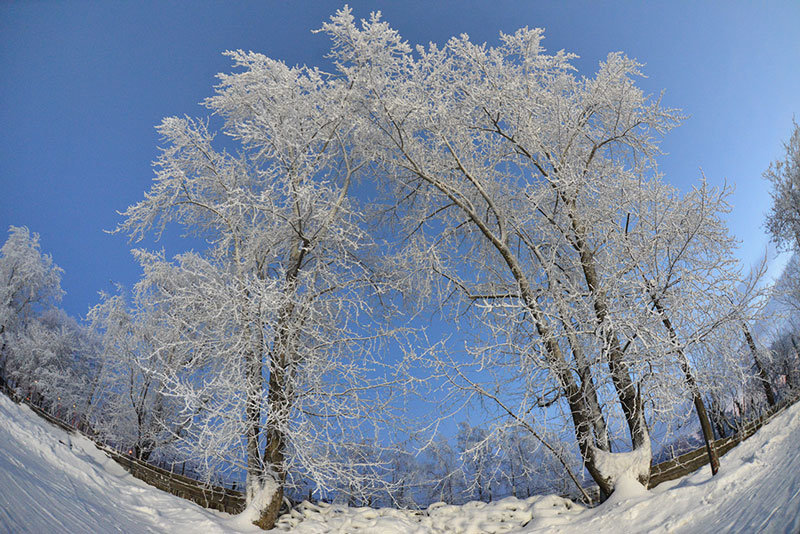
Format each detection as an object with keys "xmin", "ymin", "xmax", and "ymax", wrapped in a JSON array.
[
  {"xmin": 0, "ymin": 227, "xmax": 98, "ymax": 427},
  {"xmin": 765, "ymin": 120, "xmax": 800, "ymax": 252},
  {"xmin": 116, "ymin": 54, "xmax": 400, "ymax": 528},
  {"xmin": 86, "ymin": 288, "xmax": 190, "ymax": 462},
  {"xmin": 0, "ymin": 227, "xmax": 63, "ymax": 352},
  {"xmin": 317, "ymin": 7, "xmax": 762, "ymax": 498},
  {"xmin": 101, "ymin": 7, "xmax": 771, "ymax": 527},
  {"xmin": 0, "ymin": 227, "xmax": 63, "ymax": 393}
]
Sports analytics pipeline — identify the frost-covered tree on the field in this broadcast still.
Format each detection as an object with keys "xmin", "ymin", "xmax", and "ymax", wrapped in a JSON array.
[
  {"xmin": 117, "ymin": 52, "xmax": 398, "ymax": 528},
  {"xmin": 773, "ymin": 254, "xmax": 800, "ymax": 315},
  {"xmin": 420, "ymin": 436, "xmax": 463, "ymax": 505},
  {"xmin": 86, "ymin": 288, "xmax": 188, "ymax": 461},
  {"xmin": 319, "ymin": 8, "xmax": 663, "ymax": 495},
  {"xmin": 619, "ymin": 179, "xmax": 767, "ymax": 474},
  {"xmin": 768, "ymin": 329, "xmax": 800, "ymax": 395},
  {"xmin": 494, "ymin": 425, "xmax": 579, "ymax": 499},
  {"xmin": 456, "ymin": 423, "xmax": 498, "ymax": 502},
  {"xmin": 0, "ymin": 226, "xmax": 64, "ymax": 390},
  {"xmin": 768, "ymin": 256, "xmax": 800, "ymax": 395},
  {"xmin": 317, "ymin": 7, "xmax": 760, "ymax": 497},
  {"xmin": 765, "ymin": 120, "xmax": 800, "ymax": 251},
  {"xmin": 4, "ymin": 308, "xmax": 96, "ymax": 418},
  {"xmin": 383, "ymin": 447, "xmax": 422, "ymax": 508}
]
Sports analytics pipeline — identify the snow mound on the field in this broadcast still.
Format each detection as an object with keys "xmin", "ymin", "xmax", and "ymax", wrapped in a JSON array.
[
  {"xmin": 591, "ymin": 435, "xmax": 651, "ymax": 490},
  {"xmin": 273, "ymin": 494, "xmax": 579, "ymax": 533}
]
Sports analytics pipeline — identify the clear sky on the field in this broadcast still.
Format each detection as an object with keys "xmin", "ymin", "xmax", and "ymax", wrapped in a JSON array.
[{"xmin": 1, "ymin": 1, "xmax": 798, "ymax": 320}]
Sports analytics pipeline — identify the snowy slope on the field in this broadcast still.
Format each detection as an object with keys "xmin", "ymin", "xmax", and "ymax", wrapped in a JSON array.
[
  {"xmin": 0, "ymin": 394, "xmax": 259, "ymax": 534},
  {"xmin": 521, "ymin": 401, "xmax": 800, "ymax": 534},
  {"xmin": 1, "ymin": 391, "xmax": 799, "ymax": 533}
]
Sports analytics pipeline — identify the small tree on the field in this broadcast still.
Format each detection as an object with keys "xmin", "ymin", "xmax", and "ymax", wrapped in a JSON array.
[
  {"xmin": 764, "ymin": 120, "xmax": 800, "ymax": 251},
  {"xmin": 87, "ymin": 288, "xmax": 188, "ymax": 461},
  {"xmin": 0, "ymin": 226, "xmax": 64, "ymax": 390}
]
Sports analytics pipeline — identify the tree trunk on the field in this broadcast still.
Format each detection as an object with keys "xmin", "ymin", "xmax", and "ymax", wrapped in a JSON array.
[
  {"xmin": 651, "ymin": 296, "xmax": 719, "ymax": 475},
  {"xmin": 565, "ymin": 384, "xmax": 615, "ymax": 496},
  {"xmin": 571, "ymin": 336, "xmax": 611, "ymax": 452},
  {"xmin": 244, "ymin": 345, "xmax": 269, "ymax": 525},
  {"xmin": 505, "ymin": 245, "xmax": 623, "ymax": 496},
  {"xmin": 253, "ymin": 362, "xmax": 287, "ymax": 529},
  {"xmin": 246, "ymin": 230, "xmax": 307, "ymax": 530},
  {"xmin": 251, "ymin": 482, "xmax": 284, "ymax": 530},
  {"xmin": 743, "ymin": 324, "xmax": 776, "ymax": 406},
  {"xmin": 541, "ymin": 333, "xmax": 615, "ymax": 496},
  {"xmin": 481, "ymin": 217, "xmax": 616, "ymax": 495},
  {"xmin": 572, "ymin": 228, "xmax": 649, "ymax": 467},
  {"xmin": 560, "ymin": 306, "xmax": 611, "ymax": 452}
]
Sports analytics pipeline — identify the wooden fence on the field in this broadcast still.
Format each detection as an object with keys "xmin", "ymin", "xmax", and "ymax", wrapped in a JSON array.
[
  {"xmin": 94, "ymin": 442, "xmax": 246, "ymax": 514},
  {"xmin": 648, "ymin": 392, "xmax": 800, "ymax": 489}
]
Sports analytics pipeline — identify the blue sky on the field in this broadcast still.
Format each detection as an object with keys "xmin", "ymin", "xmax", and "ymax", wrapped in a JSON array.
[{"xmin": 1, "ymin": 1, "xmax": 798, "ymax": 320}]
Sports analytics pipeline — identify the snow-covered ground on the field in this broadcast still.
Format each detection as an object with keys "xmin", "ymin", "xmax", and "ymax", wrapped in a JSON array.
[
  {"xmin": 1, "ymin": 392, "xmax": 799, "ymax": 533},
  {"xmin": 0, "ymin": 394, "xmax": 260, "ymax": 534}
]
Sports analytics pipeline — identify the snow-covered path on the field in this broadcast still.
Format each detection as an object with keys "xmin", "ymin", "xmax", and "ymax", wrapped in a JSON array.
[{"xmin": 1, "ymin": 391, "xmax": 799, "ymax": 533}]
